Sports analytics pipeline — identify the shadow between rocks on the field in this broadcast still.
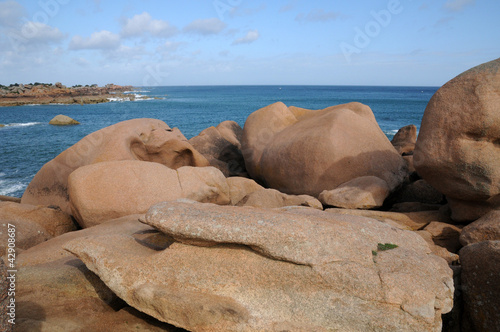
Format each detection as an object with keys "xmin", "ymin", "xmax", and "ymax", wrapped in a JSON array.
[
  {"xmin": 16, "ymin": 301, "xmax": 45, "ymax": 332},
  {"xmin": 67, "ymin": 258, "xmax": 127, "ymax": 312}
]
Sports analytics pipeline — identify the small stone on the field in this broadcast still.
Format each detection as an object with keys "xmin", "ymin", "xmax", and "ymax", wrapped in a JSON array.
[
  {"xmin": 391, "ymin": 124, "xmax": 417, "ymax": 155},
  {"xmin": 460, "ymin": 210, "xmax": 500, "ymax": 246},
  {"xmin": 49, "ymin": 114, "xmax": 80, "ymax": 126},
  {"xmin": 319, "ymin": 176, "xmax": 390, "ymax": 209}
]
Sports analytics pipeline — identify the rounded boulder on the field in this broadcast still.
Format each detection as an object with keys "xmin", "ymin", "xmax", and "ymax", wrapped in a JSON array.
[
  {"xmin": 414, "ymin": 58, "xmax": 500, "ymax": 221},
  {"xmin": 241, "ymin": 102, "xmax": 407, "ymax": 197},
  {"xmin": 68, "ymin": 160, "xmax": 229, "ymax": 228},
  {"xmin": 21, "ymin": 118, "xmax": 209, "ymax": 214}
]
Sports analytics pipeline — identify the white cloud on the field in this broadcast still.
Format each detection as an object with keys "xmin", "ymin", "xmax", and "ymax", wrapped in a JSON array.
[
  {"xmin": 69, "ymin": 30, "xmax": 120, "ymax": 50},
  {"xmin": 157, "ymin": 41, "xmax": 183, "ymax": 53},
  {"xmin": 232, "ymin": 29, "xmax": 260, "ymax": 45},
  {"xmin": 229, "ymin": 4, "xmax": 266, "ymax": 17},
  {"xmin": 74, "ymin": 57, "xmax": 90, "ymax": 67},
  {"xmin": 22, "ymin": 22, "xmax": 65, "ymax": 41},
  {"xmin": 121, "ymin": 12, "xmax": 177, "ymax": 38},
  {"xmin": 10, "ymin": 21, "xmax": 65, "ymax": 47},
  {"xmin": 183, "ymin": 18, "xmax": 226, "ymax": 35},
  {"xmin": 0, "ymin": 0, "xmax": 25, "ymax": 27},
  {"xmin": 279, "ymin": 1, "xmax": 296, "ymax": 13},
  {"xmin": 444, "ymin": 0, "xmax": 475, "ymax": 11},
  {"xmin": 104, "ymin": 45, "xmax": 146, "ymax": 61},
  {"xmin": 295, "ymin": 9, "xmax": 341, "ymax": 22},
  {"xmin": 434, "ymin": 16, "xmax": 455, "ymax": 28}
]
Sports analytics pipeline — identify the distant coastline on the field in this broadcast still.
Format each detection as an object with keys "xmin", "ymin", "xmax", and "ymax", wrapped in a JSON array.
[{"xmin": 0, "ymin": 82, "xmax": 134, "ymax": 107}]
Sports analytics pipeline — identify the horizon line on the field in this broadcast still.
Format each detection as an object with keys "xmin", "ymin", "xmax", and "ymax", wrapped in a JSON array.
[{"xmin": 134, "ymin": 84, "xmax": 441, "ymax": 88}]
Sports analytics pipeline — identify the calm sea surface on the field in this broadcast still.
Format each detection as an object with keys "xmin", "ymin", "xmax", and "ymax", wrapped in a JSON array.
[{"xmin": 0, "ymin": 85, "xmax": 438, "ymax": 197}]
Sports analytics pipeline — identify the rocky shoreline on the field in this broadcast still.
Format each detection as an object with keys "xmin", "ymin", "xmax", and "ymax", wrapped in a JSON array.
[
  {"xmin": 0, "ymin": 82, "xmax": 134, "ymax": 106},
  {"xmin": 1, "ymin": 58, "xmax": 499, "ymax": 331}
]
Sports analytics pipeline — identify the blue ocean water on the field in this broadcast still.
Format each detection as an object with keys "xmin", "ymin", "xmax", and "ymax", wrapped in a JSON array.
[{"xmin": 0, "ymin": 85, "xmax": 438, "ymax": 198}]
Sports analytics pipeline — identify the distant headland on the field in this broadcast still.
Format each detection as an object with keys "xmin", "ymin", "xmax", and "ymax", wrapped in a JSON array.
[{"xmin": 0, "ymin": 82, "xmax": 134, "ymax": 106}]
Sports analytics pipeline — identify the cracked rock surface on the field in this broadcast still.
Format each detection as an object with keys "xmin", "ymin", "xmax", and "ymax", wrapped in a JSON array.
[{"xmin": 65, "ymin": 201, "xmax": 454, "ymax": 332}]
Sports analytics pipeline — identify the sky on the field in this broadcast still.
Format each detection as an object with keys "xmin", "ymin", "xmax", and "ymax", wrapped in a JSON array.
[{"xmin": 0, "ymin": 0, "xmax": 498, "ymax": 87}]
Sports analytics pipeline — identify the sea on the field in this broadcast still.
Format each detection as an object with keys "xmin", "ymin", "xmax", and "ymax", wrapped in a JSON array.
[{"xmin": 0, "ymin": 85, "xmax": 438, "ymax": 198}]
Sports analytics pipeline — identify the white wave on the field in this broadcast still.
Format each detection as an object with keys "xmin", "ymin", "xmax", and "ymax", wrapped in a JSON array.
[
  {"xmin": 108, "ymin": 94, "xmax": 152, "ymax": 102},
  {"xmin": 0, "ymin": 182, "xmax": 25, "ymax": 196},
  {"xmin": 107, "ymin": 97, "xmax": 131, "ymax": 102},
  {"xmin": 124, "ymin": 90, "xmax": 150, "ymax": 93},
  {"xmin": 3, "ymin": 122, "xmax": 43, "ymax": 128},
  {"xmin": 133, "ymin": 94, "xmax": 153, "ymax": 101}
]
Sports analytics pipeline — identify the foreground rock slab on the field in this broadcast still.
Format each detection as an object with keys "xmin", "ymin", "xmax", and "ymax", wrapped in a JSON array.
[{"xmin": 66, "ymin": 201, "xmax": 453, "ymax": 331}]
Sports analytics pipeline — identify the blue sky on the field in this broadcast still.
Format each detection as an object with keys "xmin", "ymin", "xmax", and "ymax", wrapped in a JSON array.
[{"xmin": 0, "ymin": 0, "xmax": 498, "ymax": 86}]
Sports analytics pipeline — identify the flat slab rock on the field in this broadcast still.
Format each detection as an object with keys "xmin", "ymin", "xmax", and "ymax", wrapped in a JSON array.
[{"xmin": 65, "ymin": 201, "xmax": 454, "ymax": 332}]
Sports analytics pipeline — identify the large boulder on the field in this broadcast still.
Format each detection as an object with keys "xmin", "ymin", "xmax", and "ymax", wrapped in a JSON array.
[
  {"xmin": 414, "ymin": 58, "xmax": 500, "ymax": 222},
  {"xmin": 459, "ymin": 241, "xmax": 500, "ymax": 332},
  {"xmin": 241, "ymin": 102, "xmax": 407, "ymax": 197},
  {"xmin": 66, "ymin": 201, "xmax": 454, "ymax": 331},
  {"xmin": 189, "ymin": 121, "xmax": 246, "ymax": 177},
  {"xmin": 21, "ymin": 118, "xmax": 209, "ymax": 215},
  {"xmin": 68, "ymin": 160, "xmax": 230, "ymax": 228}
]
